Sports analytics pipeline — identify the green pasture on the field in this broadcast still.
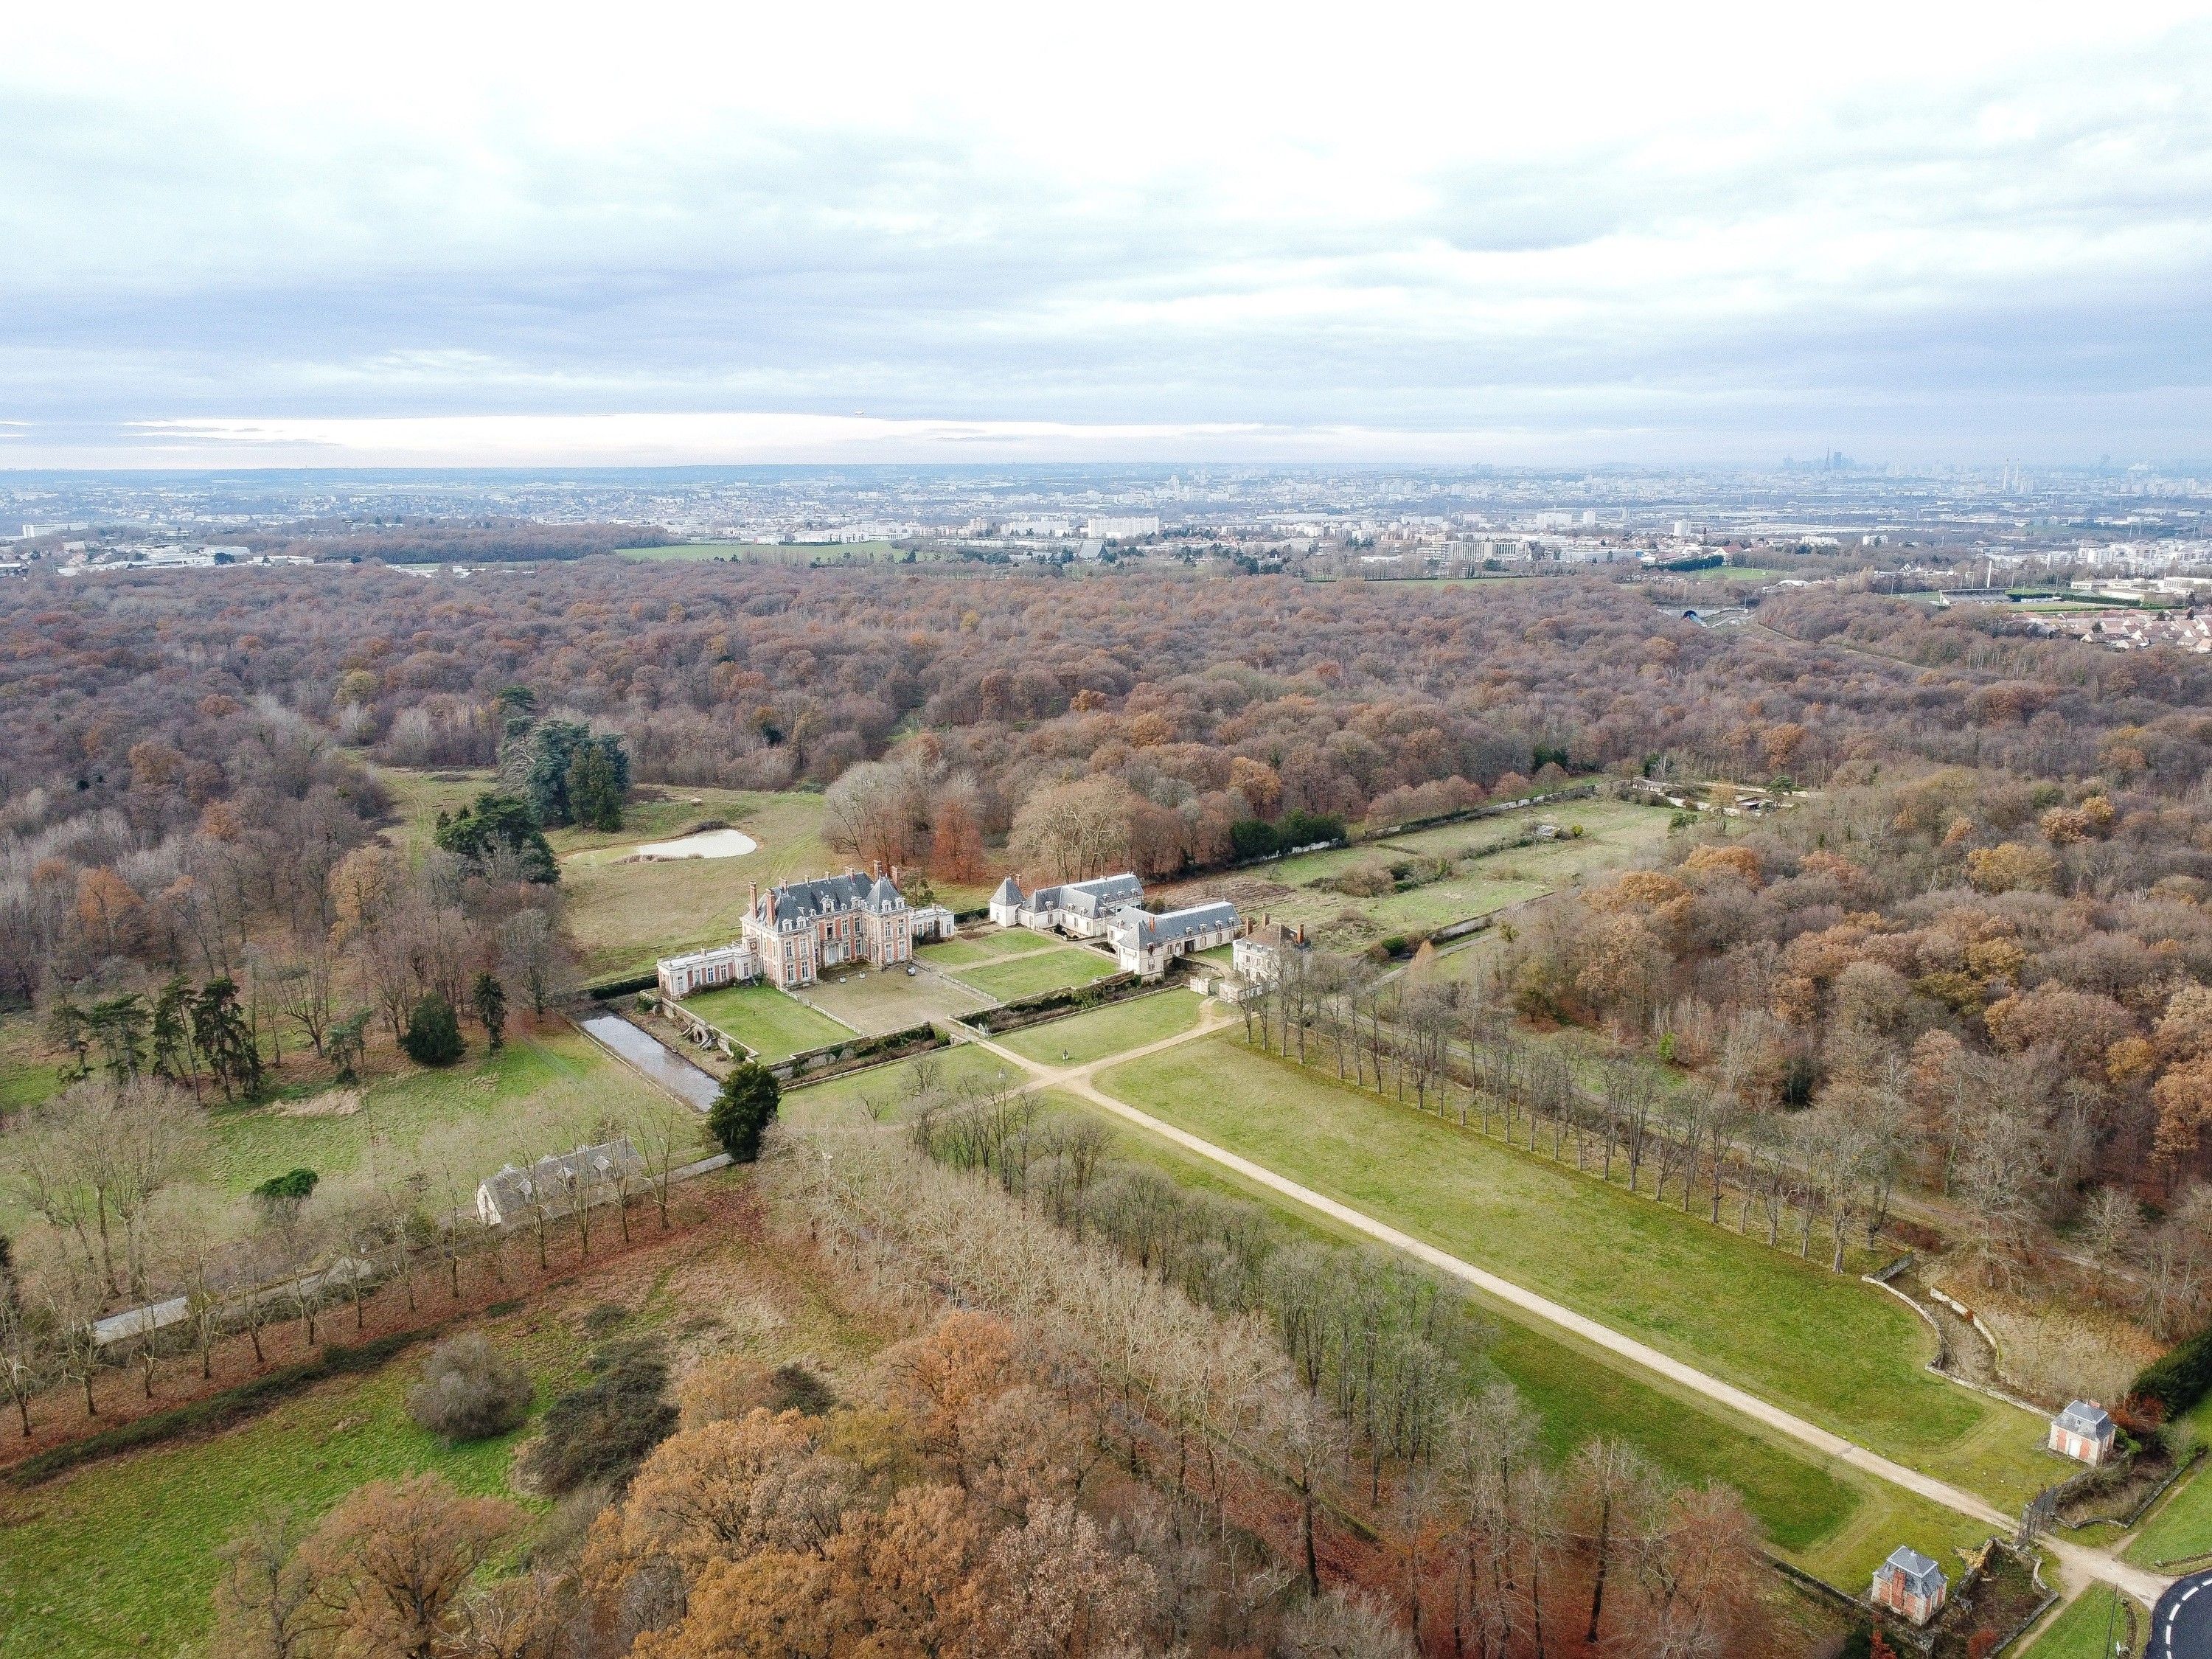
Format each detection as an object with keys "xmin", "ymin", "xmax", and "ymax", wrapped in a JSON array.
[
  {"xmin": 1093, "ymin": 1033, "xmax": 2063, "ymax": 1511},
  {"xmin": 0, "ymin": 1029, "xmax": 700, "ymax": 1236},
  {"xmin": 1079, "ymin": 1094, "xmax": 1991, "ymax": 1589}
]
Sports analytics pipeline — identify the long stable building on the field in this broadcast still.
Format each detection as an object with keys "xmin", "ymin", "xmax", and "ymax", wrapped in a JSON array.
[{"xmin": 990, "ymin": 872, "xmax": 1239, "ymax": 981}]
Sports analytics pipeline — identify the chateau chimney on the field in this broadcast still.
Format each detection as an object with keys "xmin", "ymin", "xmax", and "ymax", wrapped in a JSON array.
[
  {"xmin": 748, "ymin": 880, "xmax": 759, "ymax": 914},
  {"xmin": 872, "ymin": 858, "xmax": 882, "ymax": 879},
  {"xmin": 890, "ymin": 863, "xmax": 901, "ymax": 887}
]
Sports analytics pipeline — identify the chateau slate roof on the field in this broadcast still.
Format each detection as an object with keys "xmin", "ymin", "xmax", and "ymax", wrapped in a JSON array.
[
  {"xmin": 765, "ymin": 871, "xmax": 907, "ymax": 925},
  {"xmin": 1117, "ymin": 900, "xmax": 1237, "ymax": 947}
]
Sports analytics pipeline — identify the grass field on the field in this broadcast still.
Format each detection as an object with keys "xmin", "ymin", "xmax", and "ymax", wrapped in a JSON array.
[
  {"xmin": 0, "ymin": 1013, "xmax": 63, "ymax": 1123},
  {"xmin": 375, "ymin": 768, "xmax": 991, "ymax": 980},
  {"xmin": 1681, "ymin": 565, "xmax": 1790, "ymax": 582},
  {"xmin": 0, "ymin": 1027, "xmax": 702, "ymax": 1237},
  {"xmin": 1094, "ymin": 1032, "xmax": 2063, "ymax": 1509},
  {"xmin": 2125, "ymin": 1399, "xmax": 2212, "ymax": 1565},
  {"xmin": 996, "ymin": 992, "xmax": 1203, "ymax": 1068},
  {"xmin": 1194, "ymin": 799, "xmax": 1677, "ymax": 939},
  {"xmin": 0, "ymin": 1313, "xmax": 582, "ymax": 1658},
  {"xmin": 782, "ymin": 1043, "xmax": 1029, "ymax": 1127},
  {"xmin": 919, "ymin": 929, "xmax": 1058, "ymax": 968},
  {"xmin": 1079, "ymin": 1091, "xmax": 1992, "ymax": 1587},
  {"xmin": 682, "ymin": 982, "xmax": 852, "ymax": 1060},
  {"xmin": 2022, "ymin": 1585, "xmax": 2140, "ymax": 1659},
  {"xmin": 0, "ymin": 1170, "xmax": 891, "ymax": 1659},
  {"xmin": 952, "ymin": 945, "xmax": 1120, "ymax": 1003}
]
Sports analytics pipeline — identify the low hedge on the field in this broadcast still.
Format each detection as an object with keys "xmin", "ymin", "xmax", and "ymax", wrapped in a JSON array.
[
  {"xmin": 970, "ymin": 973, "xmax": 1147, "ymax": 1035},
  {"xmin": 10, "ymin": 1326, "xmax": 438, "ymax": 1488},
  {"xmin": 2134, "ymin": 1323, "xmax": 2212, "ymax": 1418},
  {"xmin": 588, "ymin": 972, "xmax": 659, "ymax": 1001},
  {"xmin": 771, "ymin": 1023, "xmax": 945, "ymax": 1085}
]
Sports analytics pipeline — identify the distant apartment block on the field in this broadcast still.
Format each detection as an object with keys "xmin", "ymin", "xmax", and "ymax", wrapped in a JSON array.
[{"xmin": 1084, "ymin": 515, "xmax": 1161, "ymax": 540}]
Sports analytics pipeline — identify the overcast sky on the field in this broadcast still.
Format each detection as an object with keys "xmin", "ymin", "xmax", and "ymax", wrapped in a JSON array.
[{"xmin": 6, "ymin": 2, "xmax": 2211, "ymax": 467}]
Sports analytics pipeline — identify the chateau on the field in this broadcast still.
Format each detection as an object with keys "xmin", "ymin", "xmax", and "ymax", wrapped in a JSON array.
[{"xmin": 655, "ymin": 868, "xmax": 954, "ymax": 997}]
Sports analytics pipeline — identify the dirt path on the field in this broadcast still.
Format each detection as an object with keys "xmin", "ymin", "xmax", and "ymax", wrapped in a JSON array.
[{"xmin": 956, "ymin": 1009, "xmax": 2170, "ymax": 1604}]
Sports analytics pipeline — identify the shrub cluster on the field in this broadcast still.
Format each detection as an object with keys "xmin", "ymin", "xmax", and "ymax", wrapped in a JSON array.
[
  {"xmin": 406, "ymin": 1334, "xmax": 534, "ymax": 1442},
  {"xmin": 523, "ymin": 1338, "xmax": 678, "ymax": 1494}
]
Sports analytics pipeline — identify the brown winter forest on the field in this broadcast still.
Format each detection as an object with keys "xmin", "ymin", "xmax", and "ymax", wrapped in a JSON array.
[{"xmin": 6, "ymin": 558, "xmax": 2212, "ymax": 1657}]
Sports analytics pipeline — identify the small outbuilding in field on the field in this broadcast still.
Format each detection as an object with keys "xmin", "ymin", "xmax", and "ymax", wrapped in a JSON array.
[
  {"xmin": 477, "ymin": 1138, "xmax": 643, "ymax": 1227},
  {"xmin": 2048, "ymin": 1399, "xmax": 2117, "ymax": 1467},
  {"xmin": 1870, "ymin": 1545, "xmax": 1947, "ymax": 1627}
]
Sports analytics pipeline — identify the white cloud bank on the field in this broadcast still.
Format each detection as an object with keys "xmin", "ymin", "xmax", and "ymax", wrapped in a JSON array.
[{"xmin": 5, "ymin": 1, "xmax": 2212, "ymax": 464}]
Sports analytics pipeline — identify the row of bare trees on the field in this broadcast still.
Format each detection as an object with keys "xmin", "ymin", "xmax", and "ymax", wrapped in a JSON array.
[
  {"xmin": 1239, "ymin": 951, "xmax": 1910, "ymax": 1274},
  {"xmin": 783, "ymin": 1112, "xmax": 1775, "ymax": 1658},
  {"xmin": 0, "ymin": 1076, "xmax": 704, "ymax": 1439}
]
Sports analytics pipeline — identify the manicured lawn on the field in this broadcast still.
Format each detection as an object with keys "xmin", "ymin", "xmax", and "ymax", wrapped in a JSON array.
[
  {"xmin": 683, "ymin": 982, "xmax": 852, "ymax": 1060},
  {"xmin": 997, "ymin": 994, "xmax": 1203, "ymax": 1069},
  {"xmin": 2023, "ymin": 1585, "xmax": 2139, "ymax": 1659},
  {"xmin": 1094, "ymin": 1034, "xmax": 2062, "ymax": 1510},
  {"xmin": 0, "ymin": 1313, "xmax": 586, "ymax": 1659},
  {"xmin": 919, "ymin": 930, "xmax": 1057, "ymax": 967},
  {"xmin": 955, "ymin": 947, "xmax": 1120, "ymax": 1003},
  {"xmin": 1081, "ymin": 1099, "xmax": 1990, "ymax": 1588}
]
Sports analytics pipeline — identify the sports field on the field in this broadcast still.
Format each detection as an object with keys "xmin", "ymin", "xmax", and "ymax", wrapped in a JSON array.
[
  {"xmin": 1093, "ymin": 1032, "xmax": 2063, "ymax": 1509},
  {"xmin": 682, "ymin": 981, "xmax": 852, "ymax": 1060}
]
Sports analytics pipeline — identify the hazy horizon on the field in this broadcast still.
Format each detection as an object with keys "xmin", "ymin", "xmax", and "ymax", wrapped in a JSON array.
[{"xmin": 7, "ymin": 3, "xmax": 2212, "ymax": 468}]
